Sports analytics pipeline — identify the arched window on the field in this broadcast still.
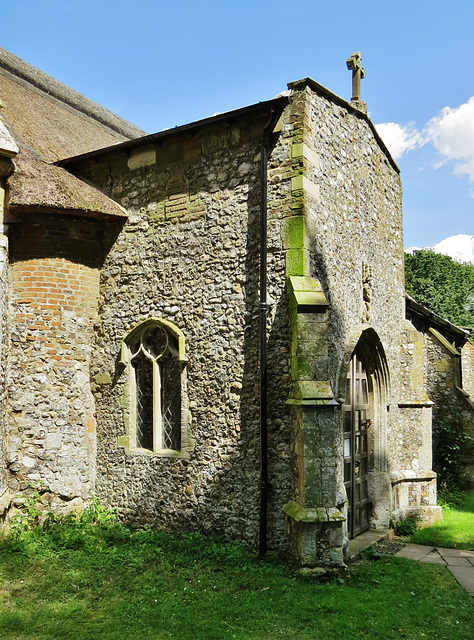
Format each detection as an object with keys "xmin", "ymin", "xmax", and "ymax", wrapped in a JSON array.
[{"xmin": 120, "ymin": 319, "xmax": 190, "ymax": 455}]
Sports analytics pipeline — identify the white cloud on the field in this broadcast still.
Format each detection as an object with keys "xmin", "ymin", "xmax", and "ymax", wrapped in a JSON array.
[
  {"xmin": 433, "ymin": 234, "xmax": 474, "ymax": 264},
  {"xmin": 374, "ymin": 122, "xmax": 424, "ymax": 159},
  {"xmin": 406, "ymin": 234, "xmax": 474, "ymax": 264},
  {"xmin": 424, "ymin": 97, "xmax": 474, "ymax": 181}
]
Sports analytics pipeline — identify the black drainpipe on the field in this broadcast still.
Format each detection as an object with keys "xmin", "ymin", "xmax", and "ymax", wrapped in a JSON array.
[{"xmin": 259, "ymin": 104, "xmax": 281, "ymax": 558}]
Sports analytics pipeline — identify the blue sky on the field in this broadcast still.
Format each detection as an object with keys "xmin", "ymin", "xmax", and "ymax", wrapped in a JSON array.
[{"xmin": 2, "ymin": 0, "xmax": 473, "ymax": 248}]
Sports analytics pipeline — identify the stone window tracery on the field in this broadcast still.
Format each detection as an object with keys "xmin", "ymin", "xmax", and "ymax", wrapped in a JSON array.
[{"xmin": 120, "ymin": 318, "xmax": 190, "ymax": 456}]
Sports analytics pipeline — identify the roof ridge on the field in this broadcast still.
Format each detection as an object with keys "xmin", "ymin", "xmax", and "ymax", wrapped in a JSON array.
[{"xmin": 0, "ymin": 47, "xmax": 146, "ymax": 140}]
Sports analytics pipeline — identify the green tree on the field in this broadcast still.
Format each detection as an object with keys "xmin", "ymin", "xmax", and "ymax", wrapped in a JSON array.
[{"xmin": 405, "ymin": 250, "xmax": 474, "ymax": 333}]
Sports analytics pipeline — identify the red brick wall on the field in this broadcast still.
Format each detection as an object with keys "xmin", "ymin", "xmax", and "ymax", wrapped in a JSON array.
[
  {"xmin": 6, "ymin": 217, "xmax": 102, "ymax": 508},
  {"xmin": 11, "ymin": 258, "xmax": 99, "ymax": 366}
]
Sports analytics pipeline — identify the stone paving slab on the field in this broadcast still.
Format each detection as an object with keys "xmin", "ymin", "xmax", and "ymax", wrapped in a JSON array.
[
  {"xmin": 420, "ymin": 553, "xmax": 446, "ymax": 564},
  {"xmin": 441, "ymin": 556, "xmax": 472, "ymax": 567},
  {"xmin": 396, "ymin": 544, "xmax": 474, "ymax": 597},
  {"xmin": 436, "ymin": 547, "xmax": 474, "ymax": 559},
  {"xmin": 348, "ymin": 529, "xmax": 391, "ymax": 559},
  {"xmin": 447, "ymin": 566, "xmax": 474, "ymax": 597},
  {"xmin": 395, "ymin": 544, "xmax": 434, "ymax": 561}
]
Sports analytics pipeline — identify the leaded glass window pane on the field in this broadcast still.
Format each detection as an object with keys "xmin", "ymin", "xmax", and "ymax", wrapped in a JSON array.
[
  {"xmin": 162, "ymin": 356, "xmax": 181, "ymax": 450},
  {"xmin": 128, "ymin": 322, "xmax": 183, "ymax": 453},
  {"xmin": 134, "ymin": 352, "xmax": 154, "ymax": 450}
]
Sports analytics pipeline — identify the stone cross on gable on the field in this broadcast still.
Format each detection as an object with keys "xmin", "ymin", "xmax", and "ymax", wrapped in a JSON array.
[{"xmin": 346, "ymin": 51, "xmax": 367, "ymax": 113}]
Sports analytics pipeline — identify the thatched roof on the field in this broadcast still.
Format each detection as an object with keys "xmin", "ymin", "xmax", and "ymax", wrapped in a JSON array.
[
  {"xmin": 0, "ymin": 47, "xmax": 144, "ymax": 219},
  {"xmin": 6, "ymin": 150, "xmax": 127, "ymax": 220},
  {"xmin": 0, "ymin": 47, "xmax": 145, "ymax": 163}
]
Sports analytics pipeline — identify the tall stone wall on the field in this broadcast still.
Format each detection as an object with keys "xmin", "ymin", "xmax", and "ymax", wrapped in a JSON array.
[
  {"xmin": 301, "ymin": 84, "xmax": 404, "ymax": 398},
  {"xmin": 423, "ymin": 331, "xmax": 461, "ymax": 408},
  {"xmin": 0, "ymin": 75, "xmax": 450, "ymax": 564},
  {"xmin": 397, "ymin": 319, "xmax": 433, "ymax": 472},
  {"xmin": 298, "ymin": 84, "xmax": 441, "ymax": 529},
  {"xmin": 270, "ymin": 83, "xmax": 409, "ymax": 562},
  {"xmin": 72, "ymin": 112, "xmax": 293, "ymax": 549},
  {"xmin": 461, "ymin": 342, "xmax": 474, "ymax": 487},
  {"xmin": 5, "ymin": 215, "xmax": 100, "ymax": 514},
  {"xmin": 0, "ymin": 233, "xmax": 8, "ymax": 512}
]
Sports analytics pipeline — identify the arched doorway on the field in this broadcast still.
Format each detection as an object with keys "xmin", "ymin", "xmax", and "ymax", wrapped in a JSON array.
[
  {"xmin": 340, "ymin": 329, "xmax": 391, "ymax": 538},
  {"xmin": 343, "ymin": 352, "xmax": 370, "ymax": 538}
]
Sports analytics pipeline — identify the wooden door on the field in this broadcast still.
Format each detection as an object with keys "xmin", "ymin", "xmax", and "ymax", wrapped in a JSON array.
[{"xmin": 343, "ymin": 354, "xmax": 370, "ymax": 538}]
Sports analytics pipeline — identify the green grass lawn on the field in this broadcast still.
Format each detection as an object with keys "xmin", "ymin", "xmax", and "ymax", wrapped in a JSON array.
[
  {"xmin": 0, "ymin": 519, "xmax": 472, "ymax": 640},
  {"xmin": 410, "ymin": 491, "xmax": 474, "ymax": 550}
]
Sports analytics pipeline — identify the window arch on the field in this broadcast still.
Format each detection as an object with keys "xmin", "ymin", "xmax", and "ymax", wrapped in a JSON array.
[{"xmin": 120, "ymin": 318, "xmax": 190, "ymax": 456}]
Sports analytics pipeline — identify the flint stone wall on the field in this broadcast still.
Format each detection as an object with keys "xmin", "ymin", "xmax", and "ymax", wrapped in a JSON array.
[
  {"xmin": 396, "ymin": 320, "xmax": 433, "ymax": 472},
  {"xmin": 0, "ymin": 234, "xmax": 8, "ymax": 507},
  {"xmin": 74, "ymin": 112, "xmax": 293, "ymax": 549},
  {"xmin": 73, "ymin": 84, "xmax": 418, "ymax": 558},
  {"xmin": 424, "ymin": 332, "xmax": 460, "ymax": 406},
  {"xmin": 278, "ymin": 84, "xmax": 405, "ymax": 540},
  {"xmin": 303, "ymin": 85, "xmax": 405, "ymax": 397},
  {"xmin": 30, "ymin": 83, "xmax": 439, "ymax": 559},
  {"xmin": 460, "ymin": 342, "xmax": 474, "ymax": 487},
  {"xmin": 299, "ymin": 86, "xmax": 441, "ymax": 529}
]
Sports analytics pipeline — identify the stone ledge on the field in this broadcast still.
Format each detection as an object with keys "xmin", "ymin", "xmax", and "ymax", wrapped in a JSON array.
[
  {"xmin": 288, "ymin": 275, "xmax": 328, "ymax": 311},
  {"xmin": 283, "ymin": 500, "xmax": 345, "ymax": 523},
  {"xmin": 287, "ymin": 380, "xmax": 337, "ymax": 406},
  {"xmin": 390, "ymin": 469, "xmax": 437, "ymax": 484},
  {"xmin": 348, "ymin": 529, "xmax": 392, "ymax": 560},
  {"xmin": 397, "ymin": 397, "xmax": 433, "ymax": 407}
]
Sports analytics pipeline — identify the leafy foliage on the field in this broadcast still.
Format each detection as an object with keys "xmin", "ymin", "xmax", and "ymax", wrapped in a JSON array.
[
  {"xmin": 7, "ymin": 491, "xmax": 120, "ymax": 544},
  {"xmin": 405, "ymin": 251, "xmax": 474, "ymax": 488},
  {"xmin": 8, "ymin": 481, "xmax": 46, "ymax": 537},
  {"xmin": 437, "ymin": 484, "xmax": 469, "ymax": 509},
  {"xmin": 404, "ymin": 250, "xmax": 474, "ymax": 335},
  {"xmin": 433, "ymin": 409, "xmax": 473, "ymax": 489},
  {"xmin": 394, "ymin": 516, "xmax": 420, "ymax": 537}
]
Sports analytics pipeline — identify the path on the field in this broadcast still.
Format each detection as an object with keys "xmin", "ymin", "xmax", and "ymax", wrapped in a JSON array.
[{"xmin": 396, "ymin": 544, "xmax": 474, "ymax": 597}]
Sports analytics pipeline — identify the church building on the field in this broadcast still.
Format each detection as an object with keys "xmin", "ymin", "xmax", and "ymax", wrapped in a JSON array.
[{"xmin": 1, "ymin": 47, "xmax": 472, "ymax": 566}]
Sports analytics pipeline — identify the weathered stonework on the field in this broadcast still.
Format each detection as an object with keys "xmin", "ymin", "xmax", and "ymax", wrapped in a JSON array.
[
  {"xmin": 462, "ymin": 342, "xmax": 474, "ymax": 399},
  {"xmin": 68, "ymin": 81, "xmax": 440, "ymax": 565},
  {"xmin": 424, "ymin": 330, "xmax": 474, "ymax": 489},
  {"xmin": 460, "ymin": 343, "xmax": 474, "ymax": 486},
  {"xmin": 273, "ymin": 82, "xmax": 409, "ymax": 563},
  {"xmin": 3, "ymin": 51, "xmax": 473, "ymax": 566},
  {"xmin": 0, "ymin": 131, "xmax": 17, "ymax": 518},
  {"xmin": 5, "ymin": 216, "xmax": 101, "ymax": 515},
  {"xmin": 0, "ymin": 233, "xmax": 8, "ymax": 514},
  {"xmin": 68, "ymin": 111, "xmax": 292, "ymax": 547}
]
